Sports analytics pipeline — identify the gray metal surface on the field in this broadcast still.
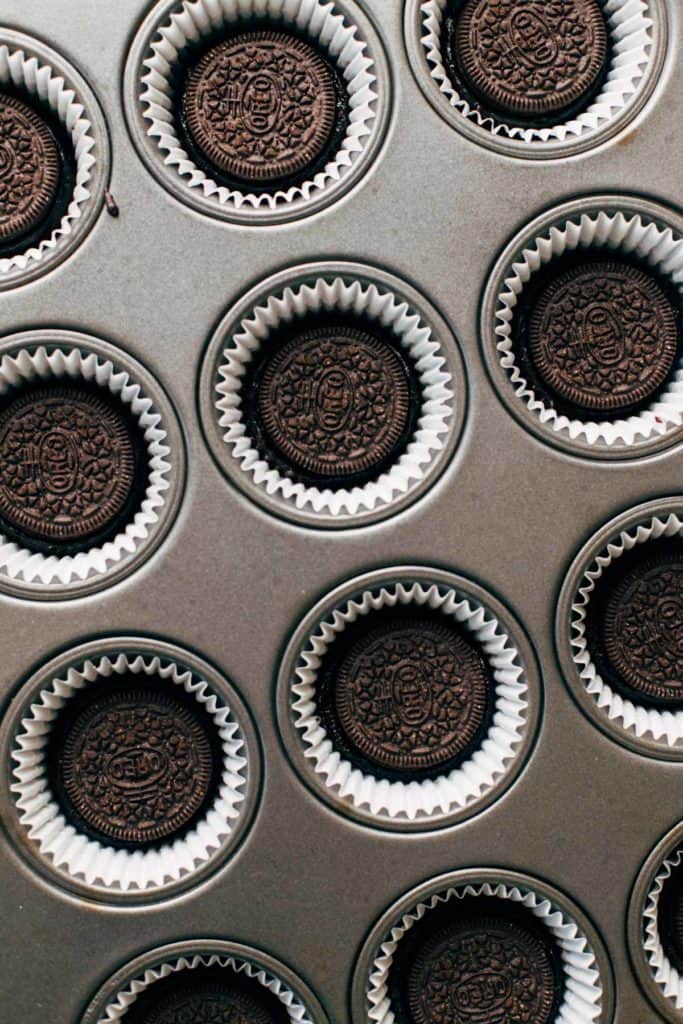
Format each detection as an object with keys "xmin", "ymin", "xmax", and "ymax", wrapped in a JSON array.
[{"xmin": 0, "ymin": 1, "xmax": 681, "ymax": 1022}]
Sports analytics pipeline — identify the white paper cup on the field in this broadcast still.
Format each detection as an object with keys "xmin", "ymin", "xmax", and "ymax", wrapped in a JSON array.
[
  {"xmin": 124, "ymin": 0, "xmax": 390, "ymax": 224},
  {"xmin": 404, "ymin": 0, "xmax": 667, "ymax": 159},
  {"xmin": 482, "ymin": 195, "xmax": 683, "ymax": 460},
  {"xmin": 557, "ymin": 497, "xmax": 683, "ymax": 760},
  {"xmin": 0, "ymin": 29, "xmax": 109, "ymax": 289},
  {"xmin": 352, "ymin": 869, "xmax": 614, "ymax": 1024},
  {"xmin": 277, "ymin": 566, "xmax": 541, "ymax": 830},
  {"xmin": 0, "ymin": 330, "xmax": 184, "ymax": 600},
  {"xmin": 1, "ymin": 637, "xmax": 261, "ymax": 903}
]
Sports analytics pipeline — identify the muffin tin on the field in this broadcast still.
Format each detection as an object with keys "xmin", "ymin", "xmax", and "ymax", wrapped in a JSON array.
[{"xmin": 0, "ymin": 1, "xmax": 681, "ymax": 1023}]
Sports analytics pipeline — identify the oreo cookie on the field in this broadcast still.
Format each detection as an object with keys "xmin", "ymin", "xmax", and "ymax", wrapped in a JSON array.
[
  {"xmin": 657, "ymin": 861, "xmax": 683, "ymax": 977},
  {"xmin": 48, "ymin": 678, "xmax": 222, "ymax": 849},
  {"xmin": 0, "ymin": 93, "xmax": 60, "ymax": 243},
  {"xmin": 125, "ymin": 966, "xmax": 291, "ymax": 1024},
  {"xmin": 180, "ymin": 29, "xmax": 348, "ymax": 191},
  {"xmin": 0, "ymin": 384, "xmax": 147, "ymax": 553},
  {"xmin": 316, "ymin": 610, "xmax": 495, "ymax": 781},
  {"xmin": 247, "ymin": 321, "xmax": 419, "ymax": 487},
  {"xmin": 528, "ymin": 262, "xmax": 679, "ymax": 413},
  {"xmin": 585, "ymin": 539, "xmax": 683, "ymax": 709},
  {"xmin": 388, "ymin": 896, "xmax": 564, "ymax": 1024},
  {"xmin": 443, "ymin": 0, "xmax": 609, "ymax": 126},
  {"xmin": 511, "ymin": 255, "xmax": 681, "ymax": 420}
]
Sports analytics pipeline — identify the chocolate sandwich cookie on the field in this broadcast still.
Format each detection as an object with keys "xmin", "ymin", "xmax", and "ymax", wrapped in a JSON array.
[
  {"xmin": 451, "ymin": 0, "xmax": 608, "ymax": 122},
  {"xmin": 674, "ymin": 874, "xmax": 683, "ymax": 968},
  {"xmin": 125, "ymin": 965, "xmax": 292, "ymax": 1024},
  {"xmin": 528, "ymin": 262, "xmax": 679, "ymax": 413},
  {"xmin": 0, "ymin": 385, "xmax": 139, "ymax": 547},
  {"xmin": 136, "ymin": 981, "xmax": 277, "ymax": 1024},
  {"xmin": 56, "ymin": 686, "xmax": 216, "ymax": 846},
  {"xmin": 603, "ymin": 554, "xmax": 683, "ymax": 703},
  {"xmin": 656, "ymin": 861, "xmax": 683, "ymax": 975},
  {"xmin": 406, "ymin": 914, "xmax": 557, "ymax": 1024},
  {"xmin": 182, "ymin": 31, "xmax": 338, "ymax": 185},
  {"xmin": 324, "ymin": 614, "xmax": 491, "ymax": 775},
  {"xmin": 0, "ymin": 93, "xmax": 60, "ymax": 243},
  {"xmin": 255, "ymin": 325, "xmax": 413, "ymax": 482}
]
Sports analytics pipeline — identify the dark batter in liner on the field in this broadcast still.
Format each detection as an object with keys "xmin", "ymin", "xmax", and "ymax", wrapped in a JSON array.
[
  {"xmin": 510, "ymin": 250, "xmax": 683, "ymax": 422},
  {"xmin": 124, "ymin": 966, "xmax": 292, "ymax": 1024},
  {"xmin": 584, "ymin": 537, "xmax": 683, "ymax": 711},
  {"xmin": 658, "ymin": 861, "xmax": 683, "ymax": 977},
  {"xmin": 242, "ymin": 312, "xmax": 423, "ymax": 489},
  {"xmin": 46, "ymin": 674, "xmax": 224, "ymax": 852},
  {"xmin": 0, "ymin": 84, "xmax": 76, "ymax": 260},
  {"xmin": 387, "ymin": 895, "xmax": 565, "ymax": 1024},
  {"xmin": 440, "ymin": 0, "xmax": 612, "ymax": 129},
  {"xmin": 0, "ymin": 377, "xmax": 149, "ymax": 557},
  {"xmin": 172, "ymin": 22, "xmax": 350, "ymax": 194},
  {"xmin": 314, "ymin": 605, "xmax": 496, "ymax": 783}
]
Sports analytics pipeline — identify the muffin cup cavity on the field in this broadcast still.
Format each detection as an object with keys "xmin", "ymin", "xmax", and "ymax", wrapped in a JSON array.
[
  {"xmin": 405, "ymin": 0, "xmax": 666, "ymax": 158},
  {"xmin": 124, "ymin": 0, "xmax": 390, "ymax": 223},
  {"xmin": 629, "ymin": 823, "xmax": 683, "ymax": 1022},
  {"xmin": 81, "ymin": 942, "xmax": 326, "ymax": 1024},
  {"xmin": 2, "ymin": 639, "xmax": 260, "ymax": 902},
  {"xmin": 0, "ymin": 331, "xmax": 183, "ymax": 599},
  {"xmin": 644, "ymin": 849, "xmax": 683, "ymax": 1011},
  {"xmin": 482, "ymin": 196, "xmax": 683, "ymax": 459},
  {"xmin": 353, "ymin": 870, "xmax": 612, "ymax": 1024},
  {"xmin": 200, "ymin": 264, "xmax": 466, "ymax": 528},
  {"xmin": 0, "ymin": 30, "xmax": 108, "ymax": 288},
  {"xmin": 557, "ymin": 497, "xmax": 683, "ymax": 759},
  {"xmin": 276, "ymin": 567, "xmax": 540, "ymax": 830}
]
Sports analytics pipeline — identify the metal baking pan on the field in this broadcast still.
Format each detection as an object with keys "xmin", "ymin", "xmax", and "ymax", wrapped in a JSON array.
[{"xmin": 0, "ymin": 0, "xmax": 681, "ymax": 1021}]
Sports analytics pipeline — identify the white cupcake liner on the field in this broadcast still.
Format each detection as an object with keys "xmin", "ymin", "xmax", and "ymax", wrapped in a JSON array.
[
  {"xmin": 568, "ymin": 506, "xmax": 683, "ymax": 753},
  {"xmin": 0, "ymin": 30, "xmax": 108, "ymax": 287},
  {"xmin": 489, "ymin": 200, "xmax": 683, "ymax": 457},
  {"xmin": 9, "ymin": 648, "xmax": 252, "ymax": 897},
  {"xmin": 94, "ymin": 951, "xmax": 313, "ymax": 1024},
  {"xmin": 128, "ymin": 0, "xmax": 387, "ymax": 222},
  {"xmin": 279, "ymin": 568, "xmax": 538, "ymax": 829},
  {"xmin": 414, "ymin": 0, "xmax": 659, "ymax": 154},
  {"xmin": 643, "ymin": 846, "xmax": 683, "ymax": 1011},
  {"xmin": 366, "ymin": 879, "xmax": 605, "ymax": 1024},
  {"xmin": 209, "ymin": 270, "xmax": 459, "ymax": 526},
  {"xmin": 0, "ymin": 336, "xmax": 178, "ymax": 597}
]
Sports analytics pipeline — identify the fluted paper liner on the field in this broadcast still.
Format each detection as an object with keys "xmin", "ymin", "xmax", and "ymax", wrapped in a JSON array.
[
  {"xmin": 643, "ymin": 847, "xmax": 683, "ymax": 1011},
  {"xmin": 569, "ymin": 508, "xmax": 683, "ymax": 750},
  {"xmin": 0, "ymin": 36, "xmax": 100, "ymax": 278},
  {"xmin": 0, "ymin": 344, "xmax": 173, "ymax": 590},
  {"xmin": 290, "ymin": 579, "xmax": 529, "ymax": 824},
  {"xmin": 493, "ymin": 206, "xmax": 683, "ymax": 451},
  {"xmin": 138, "ymin": 0, "xmax": 380, "ymax": 214},
  {"xmin": 366, "ymin": 880, "xmax": 604, "ymax": 1024},
  {"xmin": 10, "ymin": 652, "xmax": 249, "ymax": 893},
  {"xmin": 214, "ymin": 275, "xmax": 455, "ymax": 521},
  {"xmin": 98, "ymin": 952, "xmax": 311, "ymax": 1024},
  {"xmin": 419, "ymin": 0, "xmax": 655, "ymax": 147}
]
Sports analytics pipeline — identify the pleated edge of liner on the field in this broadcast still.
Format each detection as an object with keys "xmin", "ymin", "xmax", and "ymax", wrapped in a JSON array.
[
  {"xmin": 569, "ymin": 509, "xmax": 683, "ymax": 747},
  {"xmin": 214, "ymin": 275, "xmax": 455, "ymax": 518},
  {"xmin": 10, "ymin": 652, "xmax": 249, "ymax": 892},
  {"xmin": 366, "ymin": 879, "xmax": 604, "ymax": 1024},
  {"xmin": 138, "ymin": 0, "xmax": 379, "ymax": 211},
  {"xmin": 290, "ymin": 579, "xmax": 529, "ymax": 821},
  {"xmin": 419, "ymin": 0, "xmax": 654, "ymax": 145}
]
